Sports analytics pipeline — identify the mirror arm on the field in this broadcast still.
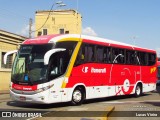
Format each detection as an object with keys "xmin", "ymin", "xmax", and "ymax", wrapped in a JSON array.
[
  {"xmin": 4, "ymin": 50, "xmax": 18, "ymax": 64},
  {"xmin": 44, "ymin": 48, "xmax": 66, "ymax": 65}
]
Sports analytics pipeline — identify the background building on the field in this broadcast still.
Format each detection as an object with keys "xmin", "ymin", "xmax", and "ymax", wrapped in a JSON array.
[
  {"xmin": 0, "ymin": 29, "xmax": 27, "ymax": 91},
  {"xmin": 35, "ymin": 9, "xmax": 82, "ymax": 37}
]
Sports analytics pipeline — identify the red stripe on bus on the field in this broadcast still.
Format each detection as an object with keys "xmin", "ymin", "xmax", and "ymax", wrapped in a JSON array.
[{"xmin": 12, "ymin": 84, "xmax": 37, "ymax": 91}]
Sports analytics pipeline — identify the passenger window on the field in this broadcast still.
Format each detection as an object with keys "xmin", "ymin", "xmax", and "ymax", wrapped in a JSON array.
[
  {"xmin": 75, "ymin": 44, "xmax": 85, "ymax": 65},
  {"xmin": 96, "ymin": 46, "xmax": 104, "ymax": 62},
  {"xmin": 104, "ymin": 47, "xmax": 111, "ymax": 63},
  {"xmin": 75, "ymin": 43, "xmax": 95, "ymax": 65},
  {"xmin": 137, "ymin": 52, "xmax": 148, "ymax": 66},
  {"xmin": 87, "ymin": 45, "xmax": 95, "ymax": 62},
  {"xmin": 148, "ymin": 53, "xmax": 156, "ymax": 66},
  {"xmin": 126, "ymin": 50, "xmax": 138, "ymax": 65},
  {"xmin": 112, "ymin": 48, "xmax": 124, "ymax": 64}
]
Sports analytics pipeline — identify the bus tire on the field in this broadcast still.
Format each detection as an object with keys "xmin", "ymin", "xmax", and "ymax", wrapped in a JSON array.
[
  {"xmin": 135, "ymin": 84, "xmax": 142, "ymax": 97},
  {"xmin": 71, "ymin": 87, "xmax": 84, "ymax": 106}
]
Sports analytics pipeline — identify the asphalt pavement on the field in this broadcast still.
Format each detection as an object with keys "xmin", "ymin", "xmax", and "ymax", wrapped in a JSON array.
[
  {"xmin": 0, "ymin": 91, "xmax": 115, "ymax": 120},
  {"xmin": 1, "ymin": 91, "xmax": 160, "ymax": 120}
]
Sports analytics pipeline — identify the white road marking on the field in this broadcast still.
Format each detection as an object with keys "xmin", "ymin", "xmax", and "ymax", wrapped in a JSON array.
[
  {"xmin": 102, "ymin": 100, "xmax": 160, "ymax": 104},
  {"xmin": 67, "ymin": 107, "xmax": 88, "ymax": 111},
  {"xmin": 101, "ymin": 101, "xmax": 124, "ymax": 104}
]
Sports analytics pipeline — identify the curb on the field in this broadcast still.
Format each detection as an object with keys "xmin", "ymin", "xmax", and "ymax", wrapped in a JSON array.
[
  {"xmin": 102, "ymin": 106, "xmax": 115, "ymax": 120},
  {"xmin": 0, "ymin": 90, "xmax": 9, "ymax": 94},
  {"xmin": 81, "ymin": 106, "xmax": 115, "ymax": 120}
]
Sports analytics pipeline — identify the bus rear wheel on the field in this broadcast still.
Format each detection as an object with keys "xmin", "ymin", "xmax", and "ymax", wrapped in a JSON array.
[
  {"xmin": 135, "ymin": 84, "xmax": 142, "ymax": 97},
  {"xmin": 71, "ymin": 87, "xmax": 84, "ymax": 106}
]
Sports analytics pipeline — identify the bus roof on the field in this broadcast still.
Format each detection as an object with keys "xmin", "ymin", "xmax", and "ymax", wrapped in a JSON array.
[
  {"xmin": 23, "ymin": 34, "xmax": 156, "ymax": 53},
  {"xmin": 23, "ymin": 34, "xmax": 60, "ymax": 44}
]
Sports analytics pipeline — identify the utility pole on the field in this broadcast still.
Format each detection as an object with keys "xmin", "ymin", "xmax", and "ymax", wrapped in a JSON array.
[{"xmin": 29, "ymin": 18, "xmax": 33, "ymax": 38}]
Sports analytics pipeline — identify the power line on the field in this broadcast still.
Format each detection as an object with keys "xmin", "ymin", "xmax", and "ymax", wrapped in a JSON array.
[
  {"xmin": 31, "ymin": 2, "xmax": 55, "ymax": 33},
  {"xmin": 0, "ymin": 7, "xmax": 29, "ymax": 21},
  {"xmin": 31, "ymin": 1, "xmax": 67, "ymax": 33}
]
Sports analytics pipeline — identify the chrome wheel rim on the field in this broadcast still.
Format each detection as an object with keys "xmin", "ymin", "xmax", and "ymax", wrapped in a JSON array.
[
  {"xmin": 73, "ymin": 90, "xmax": 82, "ymax": 103},
  {"xmin": 136, "ymin": 86, "xmax": 141, "ymax": 95}
]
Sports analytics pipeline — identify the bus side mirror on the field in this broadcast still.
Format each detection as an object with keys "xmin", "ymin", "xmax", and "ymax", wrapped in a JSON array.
[
  {"xmin": 4, "ymin": 50, "xmax": 18, "ymax": 64},
  {"xmin": 113, "ymin": 54, "xmax": 124, "ymax": 63},
  {"xmin": 44, "ymin": 48, "xmax": 66, "ymax": 65}
]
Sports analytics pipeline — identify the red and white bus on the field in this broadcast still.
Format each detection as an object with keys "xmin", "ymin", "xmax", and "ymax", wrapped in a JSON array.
[{"xmin": 4, "ymin": 34, "xmax": 157, "ymax": 105}]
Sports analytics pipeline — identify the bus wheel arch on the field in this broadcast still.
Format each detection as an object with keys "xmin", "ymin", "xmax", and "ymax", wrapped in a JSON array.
[
  {"xmin": 135, "ymin": 82, "xmax": 143, "ymax": 97},
  {"xmin": 71, "ymin": 85, "xmax": 86, "ymax": 106}
]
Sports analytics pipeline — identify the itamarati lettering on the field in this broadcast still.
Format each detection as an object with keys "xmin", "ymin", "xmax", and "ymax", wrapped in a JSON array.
[{"xmin": 91, "ymin": 67, "xmax": 106, "ymax": 73}]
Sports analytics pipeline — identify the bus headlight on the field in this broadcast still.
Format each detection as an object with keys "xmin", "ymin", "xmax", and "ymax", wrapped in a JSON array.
[{"xmin": 35, "ymin": 84, "xmax": 54, "ymax": 93}]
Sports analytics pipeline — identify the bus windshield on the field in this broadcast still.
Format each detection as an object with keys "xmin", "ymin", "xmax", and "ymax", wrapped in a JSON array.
[
  {"xmin": 11, "ymin": 44, "xmax": 53, "ymax": 85},
  {"xmin": 11, "ymin": 41, "xmax": 77, "ymax": 85}
]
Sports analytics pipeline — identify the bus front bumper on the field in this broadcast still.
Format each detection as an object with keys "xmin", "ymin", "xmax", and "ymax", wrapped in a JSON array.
[{"xmin": 10, "ymin": 89, "xmax": 51, "ymax": 104}]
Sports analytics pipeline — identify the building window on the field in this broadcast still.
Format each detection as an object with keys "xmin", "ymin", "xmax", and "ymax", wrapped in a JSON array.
[
  {"xmin": 43, "ymin": 29, "xmax": 48, "ymax": 35},
  {"xmin": 37, "ymin": 31, "xmax": 42, "ymax": 36},
  {"xmin": 1, "ymin": 52, "xmax": 13, "ymax": 69},
  {"xmin": 65, "ymin": 31, "xmax": 69, "ymax": 34},
  {"xmin": 59, "ymin": 29, "xmax": 64, "ymax": 34}
]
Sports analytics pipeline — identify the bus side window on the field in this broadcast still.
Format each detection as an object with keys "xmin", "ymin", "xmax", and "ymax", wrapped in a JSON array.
[
  {"xmin": 112, "ymin": 48, "xmax": 116, "ymax": 63},
  {"xmin": 119, "ymin": 49, "xmax": 124, "ymax": 64},
  {"xmin": 132, "ymin": 51, "xmax": 139, "ymax": 65},
  {"xmin": 126, "ymin": 50, "xmax": 132, "ymax": 64},
  {"xmin": 103, "ymin": 47, "xmax": 111, "ymax": 63},
  {"xmin": 87, "ymin": 45, "xmax": 95, "ymax": 62},
  {"xmin": 126, "ymin": 50, "xmax": 136, "ymax": 65},
  {"xmin": 148, "ymin": 53, "xmax": 156, "ymax": 66},
  {"xmin": 96, "ymin": 46, "xmax": 104, "ymax": 63},
  {"xmin": 137, "ymin": 52, "xmax": 148, "ymax": 66},
  {"xmin": 75, "ymin": 44, "xmax": 86, "ymax": 65},
  {"xmin": 75, "ymin": 43, "xmax": 96, "ymax": 65},
  {"xmin": 112, "ymin": 48, "xmax": 124, "ymax": 64}
]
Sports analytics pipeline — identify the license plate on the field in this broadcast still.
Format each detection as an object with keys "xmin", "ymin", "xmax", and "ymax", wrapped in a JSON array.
[{"xmin": 20, "ymin": 96, "xmax": 26, "ymax": 101}]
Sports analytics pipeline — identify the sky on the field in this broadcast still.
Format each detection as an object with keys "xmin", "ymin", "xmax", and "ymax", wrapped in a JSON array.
[{"xmin": 0, "ymin": 0, "xmax": 160, "ymax": 56}]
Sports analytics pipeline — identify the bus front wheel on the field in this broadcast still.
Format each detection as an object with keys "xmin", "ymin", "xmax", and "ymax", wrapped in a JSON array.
[{"xmin": 71, "ymin": 87, "xmax": 84, "ymax": 106}]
